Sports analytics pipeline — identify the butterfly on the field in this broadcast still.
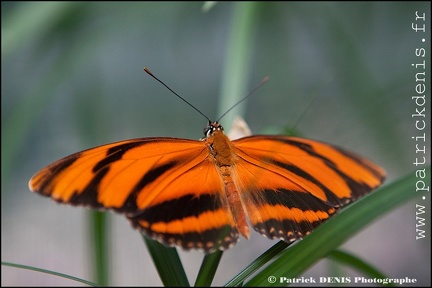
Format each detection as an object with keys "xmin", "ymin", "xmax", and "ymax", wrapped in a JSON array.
[{"xmin": 29, "ymin": 69, "xmax": 386, "ymax": 253}]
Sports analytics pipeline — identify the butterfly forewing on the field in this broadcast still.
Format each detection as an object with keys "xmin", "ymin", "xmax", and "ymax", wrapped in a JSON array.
[
  {"xmin": 231, "ymin": 135, "xmax": 385, "ymax": 242},
  {"xmin": 29, "ymin": 137, "xmax": 240, "ymax": 252}
]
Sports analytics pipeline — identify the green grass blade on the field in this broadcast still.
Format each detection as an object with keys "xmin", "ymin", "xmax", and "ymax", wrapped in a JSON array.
[
  {"xmin": 194, "ymin": 251, "xmax": 223, "ymax": 286},
  {"xmin": 143, "ymin": 235, "xmax": 190, "ymax": 287},
  {"xmin": 1, "ymin": 2, "xmax": 80, "ymax": 57},
  {"xmin": 218, "ymin": 2, "xmax": 260, "ymax": 129},
  {"xmin": 89, "ymin": 211, "xmax": 109, "ymax": 286},
  {"xmin": 328, "ymin": 250, "xmax": 396, "ymax": 286},
  {"xmin": 202, "ymin": 1, "xmax": 218, "ymax": 13},
  {"xmin": 225, "ymin": 241, "xmax": 289, "ymax": 287},
  {"xmin": 1, "ymin": 261, "xmax": 98, "ymax": 286},
  {"xmin": 244, "ymin": 167, "xmax": 429, "ymax": 286}
]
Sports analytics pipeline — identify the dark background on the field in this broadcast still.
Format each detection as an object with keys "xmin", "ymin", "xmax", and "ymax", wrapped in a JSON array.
[{"xmin": 2, "ymin": 2, "xmax": 430, "ymax": 286}]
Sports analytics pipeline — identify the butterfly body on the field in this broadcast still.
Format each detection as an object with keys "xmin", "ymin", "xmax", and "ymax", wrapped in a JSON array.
[
  {"xmin": 204, "ymin": 122, "xmax": 250, "ymax": 241},
  {"xmin": 29, "ymin": 121, "xmax": 385, "ymax": 253}
]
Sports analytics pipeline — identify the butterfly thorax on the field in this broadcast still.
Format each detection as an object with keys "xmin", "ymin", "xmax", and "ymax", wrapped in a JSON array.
[{"xmin": 204, "ymin": 121, "xmax": 237, "ymax": 167}]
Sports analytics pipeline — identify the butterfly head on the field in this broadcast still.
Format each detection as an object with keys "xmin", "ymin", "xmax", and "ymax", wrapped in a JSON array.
[{"xmin": 203, "ymin": 121, "xmax": 224, "ymax": 138}]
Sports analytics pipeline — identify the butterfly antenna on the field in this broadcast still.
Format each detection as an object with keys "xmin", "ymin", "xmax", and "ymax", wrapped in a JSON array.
[
  {"xmin": 144, "ymin": 67, "xmax": 211, "ymax": 122},
  {"xmin": 289, "ymin": 95, "xmax": 317, "ymax": 132},
  {"xmin": 217, "ymin": 76, "xmax": 269, "ymax": 122}
]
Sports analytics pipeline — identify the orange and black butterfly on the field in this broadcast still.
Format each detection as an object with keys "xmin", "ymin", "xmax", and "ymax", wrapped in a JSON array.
[{"xmin": 29, "ymin": 69, "xmax": 385, "ymax": 253}]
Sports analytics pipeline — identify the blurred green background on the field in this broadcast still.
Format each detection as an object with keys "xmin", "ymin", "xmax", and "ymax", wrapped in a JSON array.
[{"xmin": 2, "ymin": 1, "xmax": 430, "ymax": 286}]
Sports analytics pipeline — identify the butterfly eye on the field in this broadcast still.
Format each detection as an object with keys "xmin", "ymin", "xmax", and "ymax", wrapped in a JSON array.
[
  {"xmin": 206, "ymin": 126, "xmax": 215, "ymax": 138},
  {"xmin": 203, "ymin": 122, "xmax": 212, "ymax": 137}
]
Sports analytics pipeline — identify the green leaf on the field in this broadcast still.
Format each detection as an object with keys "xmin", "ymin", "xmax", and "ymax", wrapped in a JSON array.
[
  {"xmin": 1, "ymin": 261, "xmax": 98, "ymax": 287},
  {"xmin": 218, "ymin": 1, "xmax": 260, "ymax": 129},
  {"xmin": 143, "ymin": 235, "xmax": 190, "ymax": 287},
  {"xmin": 225, "ymin": 241, "xmax": 289, "ymax": 287},
  {"xmin": 195, "ymin": 251, "xmax": 223, "ymax": 286},
  {"xmin": 328, "ymin": 250, "xmax": 396, "ymax": 286},
  {"xmin": 202, "ymin": 1, "xmax": 218, "ymax": 13},
  {"xmin": 89, "ymin": 211, "xmax": 110, "ymax": 286},
  {"xmin": 244, "ymin": 167, "xmax": 428, "ymax": 286}
]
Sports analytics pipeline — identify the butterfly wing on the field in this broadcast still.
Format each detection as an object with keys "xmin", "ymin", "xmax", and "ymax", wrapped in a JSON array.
[
  {"xmin": 231, "ymin": 135, "xmax": 386, "ymax": 242},
  {"xmin": 29, "ymin": 132, "xmax": 386, "ymax": 251},
  {"xmin": 29, "ymin": 138, "xmax": 239, "ymax": 252}
]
